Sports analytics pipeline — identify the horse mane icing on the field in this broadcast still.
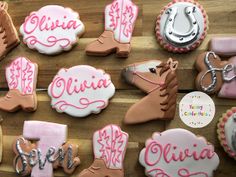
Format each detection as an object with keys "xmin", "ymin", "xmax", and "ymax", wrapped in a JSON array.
[{"xmin": 159, "ymin": 61, "xmax": 178, "ymax": 116}]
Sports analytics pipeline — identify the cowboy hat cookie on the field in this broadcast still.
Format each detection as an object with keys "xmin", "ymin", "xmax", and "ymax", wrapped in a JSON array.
[
  {"xmin": 156, "ymin": 0, "xmax": 208, "ymax": 53},
  {"xmin": 48, "ymin": 65, "xmax": 115, "ymax": 117},
  {"xmin": 139, "ymin": 129, "xmax": 219, "ymax": 177},
  {"xmin": 217, "ymin": 107, "xmax": 236, "ymax": 160},
  {"xmin": 77, "ymin": 124, "xmax": 128, "ymax": 177},
  {"xmin": 0, "ymin": 1, "xmax": 20, "ymax": 60},
  {"xmin": 122, "ymin": 58, "xmax": 178, "ymax": 124},
  {"xmin": 13, "ymin": 121, "xmax": 80, "ymax": 177},
  {"xmin": 20, "ymin": 5, "xmax": 85, "ymax": 55},
  {"xmin": 0, "ymin": 57, "xmax": 38, "ymax": 112},
  {"xmin": 195, "ymin": 51, "xmax": 236, "ymax": 98},
  {"xmin": 86, "ymin": 0, "xmax": 138, "ymax": 57}
]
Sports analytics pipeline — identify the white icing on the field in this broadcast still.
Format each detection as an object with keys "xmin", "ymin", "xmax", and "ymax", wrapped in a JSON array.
[
  {"xmin": 139, "ymin": 129, "xmax": 219, "ymax": 177},
  {"xmin": 48, "ymin": 65, "xmax": 115, "ymax": 117},
  {"xmin": 159, "ymin": 2, "xmax": 205, "ymax": 47},
  {"xmin": 93, "ymin": 125, "xmax": 128, "ymax": 169},
  {"xmin": 105, "ymin": 0, "xmax": 138, "ymax": 43},
  {"xmin": 224, "ymin": 113, "xmax": 236, "ymax": 152},
  {"xmin": 20, "ymin": 5, "xmax": 85, "ymax": 55}
]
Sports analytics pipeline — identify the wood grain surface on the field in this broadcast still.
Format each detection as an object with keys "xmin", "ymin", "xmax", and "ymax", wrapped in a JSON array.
[{"xmin": 0, "ymin": 0, "xmax": 236, "ymax": 176}]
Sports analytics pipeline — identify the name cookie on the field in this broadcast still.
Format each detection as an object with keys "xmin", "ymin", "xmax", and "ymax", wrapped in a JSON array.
[
  {"xmin": 0, "ymin": 1, "xmax": 20, "ymax": 60},
  {"xmin": 155, "ymin": 0, "xmax": 208, "ymax": 53},
  {"xmin": 195, "ymin": 51, "xmax": 236, "ymax": 98},
  {"xmin": 122, "ymin": 58, "xmax": 178, "ymax": 124},
  {"xmin": 217, "ymin": 107, "xmax": 236, "ymax": 160},
  {"xmin": 48, "ymin": 65, "xmax": 115, "ymax": 117},
  {"xmin": 20, "ymin": 5, "xmax": 85, "ymax": 55},
  {"xmin": 13, "ymin": 121, "xmax": 80, "ymax": 176},
  {"xmin": 139, "ymin": 129, "xmax": 219, "ymax": 177}
]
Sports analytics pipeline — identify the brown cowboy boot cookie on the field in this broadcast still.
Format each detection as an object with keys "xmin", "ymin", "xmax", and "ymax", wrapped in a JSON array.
[
  {"xmin": 86, "ymin": 0, "xmax": 138, "ymax": 58},
  {"xmin": 0, "ymin": 57, "xmax": 38, "ymax": 112},
  {"xmin": 0, "ymin": 1, "xmax": 19, "ymax": 60}
]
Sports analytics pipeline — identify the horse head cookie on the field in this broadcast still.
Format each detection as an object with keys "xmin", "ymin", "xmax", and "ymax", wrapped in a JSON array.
[
  {"xmin": 155, "ymin": 0, "xmax": 208, "ymax": 53},
  {"xmin": 0, "ymin": 1, "xmax": 20, "ymax": 60},
  {"xmin": 122, "ymin": 58, "xmax": 178, "ymax": 124},
  {"xmin": 20, "ymin": 5, "xmax": 85, "ymax": 55},
  {"xmin": 13, "ymin": 121, "xmax": 80, "ymax": 177},
  {"xmin": 48, "ymin": 65, "xmax": 115, "ymax": 117},
  {"xmin": 139, "ymin": 129, "xmax": 219, "ymax": 177},
  {"xmin": 195, "ymin": 51, "xmax": 236, "ymax": 98},
  {"xmin": 0, "ymin": 57, "xmax": 38, "ymax": 112}
]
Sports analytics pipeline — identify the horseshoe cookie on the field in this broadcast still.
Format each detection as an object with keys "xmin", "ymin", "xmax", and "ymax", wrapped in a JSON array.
[
  {"xmin": 156, "ymin": 0, "xmax": 208, "ymax": 53},
  {"xmin": 217, "ymin": 107, "xmax": 236, "ymax": 160},
  {"xmin": 195, "ymin": 51, "xmax": 236, "ymax": 98}
]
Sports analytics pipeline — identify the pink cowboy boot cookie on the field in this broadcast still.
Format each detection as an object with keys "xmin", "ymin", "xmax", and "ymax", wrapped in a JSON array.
[
  {"xmin": 0, "ymin": 57, "xmax": 38, "ymax": 112},
  {"xmin": 77, "ymin": 125, "xmax": 128, "ymax": 177},
  {"xmin": 86, "ymin": 0, "xmax": 138, "ymax": 57}
]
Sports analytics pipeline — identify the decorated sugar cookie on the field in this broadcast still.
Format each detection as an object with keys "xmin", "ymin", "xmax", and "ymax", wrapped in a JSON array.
[
  {"xmin": 0, "ymin": 118, "xmax": 2, "ymax": 163},
  {"xmin": 195, "ymin": 51, "xmax": 236, "ymax": 98},
  {"xmin": 139, "ymin": 129, "xmax": 219, "ymax": 177},
  {"xmin": 48, "ymin": 65, "xmax": 115, "ymax": 117},
  {"xmin": 217, "ymin": 107, "xmax": 236, "ymax": 160},
  {"xmin": 13, "ymin": 121, "xmax": 80, "ymax": 176},
  {"xmin": 210, "ymin": 37, "xmax": 236, "ymax": 57},
  {"xmin": 122, "ymin": 58, "xmax": 178, "ymax": 124},
  {"xmin": 0, "ymin": 57, "xmax": 38, "ymax": 112},
  {"xmin": 77, "ymin": 125, "xmax": 128, "ymax": 177},
  {"xmin": 0, "ymin": 1, "xmax": 20, "ymax": 60},
  {"xmin": 86, "ymin": 0, "xmax": 138, "ymax": 57},
  {"xmin": 20, "ymin": 5, "xmax": 85, "ymax": 55},
  {"xmin": 155, "ymin": 0, "xmax": 208, "ymax": 53}
]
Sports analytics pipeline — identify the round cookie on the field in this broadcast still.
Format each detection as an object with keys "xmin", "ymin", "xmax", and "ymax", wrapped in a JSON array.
[
  {"xmin": 20, "ymin": 5, "xmax": 85, "ymax": 55},
  {"xmin": 48, "ymin": 65, "xmax": 115, "ymax": 117},
  {"xmin": 217, "ymin": 107, "xmax": 236, "ymax": 159},
  {"xmin": 155, "ymin": 0, "xmax": 208, "ymax": 53},
  {"xmin": 139, "ymin": 128, "xmax": 219, "ymax": 177}
]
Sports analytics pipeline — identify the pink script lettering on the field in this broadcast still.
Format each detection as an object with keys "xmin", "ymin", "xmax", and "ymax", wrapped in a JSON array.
[
  {"xmin": 50, "ymin": 76, "xmax": 111, "ymax": 98},
  {"xmin": 23, "ymin": 13, "xmax": 80, "ymax": 34}
]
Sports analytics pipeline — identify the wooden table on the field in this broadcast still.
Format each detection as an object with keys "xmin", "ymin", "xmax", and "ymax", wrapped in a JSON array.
[{"xmin": 0, "ymin": 0, "xmax": 236, "ymax": 176}]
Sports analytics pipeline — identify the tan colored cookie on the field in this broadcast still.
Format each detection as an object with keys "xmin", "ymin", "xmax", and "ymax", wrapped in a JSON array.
[
  {"xmin": 0, "ymin": 1, "xmax": 20, "ymax": 60},
  {"xmin": 122, "ymin": 58, "xmax": 178, "ymax": 124},
  {"xmin": 195, "ymin": 52, "xmax": 228, "ymax": 94}
]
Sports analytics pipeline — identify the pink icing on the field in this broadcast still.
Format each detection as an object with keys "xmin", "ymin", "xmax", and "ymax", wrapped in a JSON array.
[
  {"xmin": 5, "ymin": 57, "xmax": 36, "ymax": 95},
  {"xmin": 139, "ymin": 129, "xmax": 219, "ymax": 177},
  {"xmin": 93, "ymin": 125, "xmax": 129, "ymax": 169},
  {"xmin": 23, "ymin": 121, "xmax": 67, "ymax": 177},
  {"xmin": 105, "ymin": 0, "xmax": 138, "ymax": 43},
  {"xmin": 218, "ymin": 57, "xmax": 236, "ymax": 98},
  {"xmin": 48, "ymin": 65, "xmax": 115, "ymax": 117}
]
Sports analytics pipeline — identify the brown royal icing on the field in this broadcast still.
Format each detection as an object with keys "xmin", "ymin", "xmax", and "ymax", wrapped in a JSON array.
[
  {"xmin": 0, "ymin": 1, "xmax": 19, "ymax": 60},
  {"xmin": 122, "ymin": 58, "xmax": 178, "ymax": 124},
  {"xmin": 195, "ymin": 51, "xmax": 229, "ymax": 94}
]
